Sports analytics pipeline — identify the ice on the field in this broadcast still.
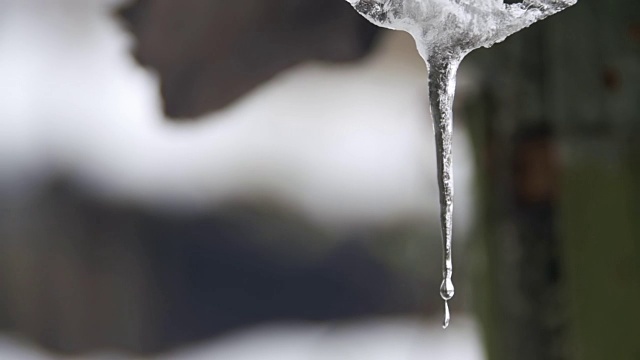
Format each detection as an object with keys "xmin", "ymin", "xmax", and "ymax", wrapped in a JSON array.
[
  {"xmin": 348, "ymin": 0, "xmax": 577, "ymax": 58},
  {"xmin": 346, "ymin": 0, "xmax": 577, "ymax": 328}
]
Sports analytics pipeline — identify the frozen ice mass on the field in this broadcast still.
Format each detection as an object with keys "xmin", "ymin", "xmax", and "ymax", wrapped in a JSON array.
[{"xmin": 346, "ymin": 0, "xmax": 577, "ymax": 328}]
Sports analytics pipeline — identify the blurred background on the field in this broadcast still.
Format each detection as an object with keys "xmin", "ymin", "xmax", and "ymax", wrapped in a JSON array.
[{"xmin": 0, "ymin": 0, "xmax": 638, "ymax": 359}]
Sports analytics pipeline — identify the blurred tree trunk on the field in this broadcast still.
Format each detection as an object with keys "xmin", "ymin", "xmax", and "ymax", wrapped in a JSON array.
[{"xmin": 465, "ymin": 0, "xmax": 640, "ymax": 359}]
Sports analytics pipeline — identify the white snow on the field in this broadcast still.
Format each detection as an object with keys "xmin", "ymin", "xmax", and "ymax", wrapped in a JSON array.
[
  {"xmin": 347, "ymin": 0, "xmax": 577, "ymax": 58},
  {"xmin": 0, "ymin": 317, "xmax": 485, "ymax": 359}
]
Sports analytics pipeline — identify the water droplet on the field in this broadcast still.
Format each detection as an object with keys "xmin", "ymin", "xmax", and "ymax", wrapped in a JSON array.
[{"xmin": 440, "ymin": 277, "xmax": 455, "ymax": 301}]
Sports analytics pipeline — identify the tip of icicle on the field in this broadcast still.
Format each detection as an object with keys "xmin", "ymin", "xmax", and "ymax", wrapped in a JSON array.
[
  {"xmin": 442, "ymin": 300, "xmax": 451, "ymax": 329},
  {"xmin": 442, "ymin": 317, "xmax": 450, "ymax": 329}
]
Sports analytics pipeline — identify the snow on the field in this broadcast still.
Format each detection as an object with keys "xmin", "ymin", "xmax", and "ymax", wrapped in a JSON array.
[
  {"xmin": 0, "ymin": 317, "xmax": 485, "ymax": 359},
  {"xmin": 347, "ymin": 0, "xmax": 578, "ymax": 58}
]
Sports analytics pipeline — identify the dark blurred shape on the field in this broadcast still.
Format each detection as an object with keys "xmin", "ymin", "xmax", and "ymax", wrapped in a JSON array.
[
  {"xmin": 602, "ymin": 68, "xmax": 621, "ymax": 91},
  {"xmin": 118, "ymin": 0, "xmax": 380, "ymax": 119},
  {"xmin": 0, "ymin": 180, "xmax": 436, "ymax": 355},
  {"xmin": 513, "ymin": 125, "xmax": 558, "ymax": 205}
]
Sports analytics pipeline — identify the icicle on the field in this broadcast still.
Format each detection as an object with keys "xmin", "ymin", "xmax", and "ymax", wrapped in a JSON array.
[
  {"xmin": 346, "ymin": 0, "xmax": 578, "ymax": 329},
  {"xmin": 427, "ymin": 54, "xmax": 462, "ymax": 328},
  {"xmin": 443, "ymin": 300, "xmax": 451, "ymax": 329}
]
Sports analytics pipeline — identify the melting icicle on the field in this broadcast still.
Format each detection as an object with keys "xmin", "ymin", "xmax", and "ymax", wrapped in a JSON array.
[
  {"xmin": 443, "ymin": 300, "xmax": 451, "ymax": 329},
  {"xmin": 346, "ymin": 0, "xmax": 577, "ymax": 328}
]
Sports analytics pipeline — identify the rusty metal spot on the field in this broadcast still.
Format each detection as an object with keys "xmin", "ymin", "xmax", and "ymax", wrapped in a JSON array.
[
  {"xmin": 629, "ymin": 24, "xmax": 640, "ymax": 43},
  {"xmin": 603, "ymin": 68, "xmax": 621, "ymax": 91},
  {"xmin": 513, "ymin": 126, "xmax": 559, "ymax": 205}
]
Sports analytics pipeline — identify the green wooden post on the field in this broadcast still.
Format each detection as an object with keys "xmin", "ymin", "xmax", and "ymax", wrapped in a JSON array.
[{"xmin": 465, "ymin": 0, "xmax": 640, "ymax": 359}]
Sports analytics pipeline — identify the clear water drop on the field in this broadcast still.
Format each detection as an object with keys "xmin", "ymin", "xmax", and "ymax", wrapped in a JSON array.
[{"xmin": 440, "ymin": 277, "xmax": 455, "ymax": 301}]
